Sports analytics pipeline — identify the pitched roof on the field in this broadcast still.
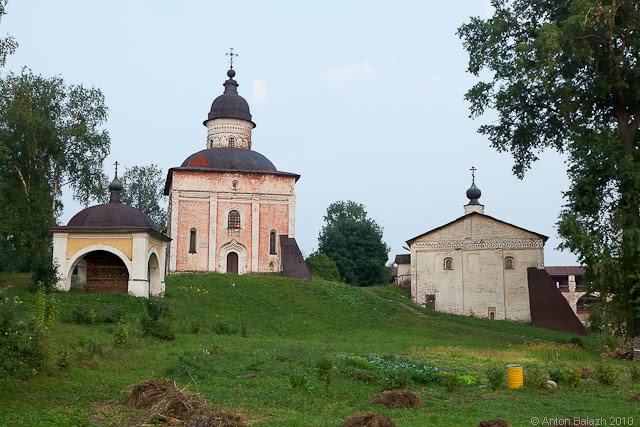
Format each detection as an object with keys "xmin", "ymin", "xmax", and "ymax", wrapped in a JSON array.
[
  {"xmin": 544, "ymin": 266, "xmax": 585, "ymax": 276},
  {"xmin": 406, "ymin": 211, "xmax": 548, "ymax": 246}
]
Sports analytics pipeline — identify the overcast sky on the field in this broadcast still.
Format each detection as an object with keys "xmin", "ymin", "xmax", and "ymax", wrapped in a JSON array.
[{"xmin": 3, "ymin": 0, "xmax": 579, "ymax": 266}]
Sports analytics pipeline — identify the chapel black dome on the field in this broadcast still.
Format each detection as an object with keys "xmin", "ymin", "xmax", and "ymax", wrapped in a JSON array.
[
  {"xmin": 466, "ymin": 183, "xmax": 482, "ymax": 205},
  {"xmin": 181, "ymin": 147, "xmax": 277, "ymax": 173},
  {"xmin": 67, "ymin": 203, "xmax": 158, "ymax": 231},
  {"xmin": 206, "ymin": 69, "xmax": 255, "ymax": 127}
]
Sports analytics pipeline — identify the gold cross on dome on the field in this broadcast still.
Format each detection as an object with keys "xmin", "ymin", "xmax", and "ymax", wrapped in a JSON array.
[{"xmin": 226, "ymin": 48, "xmax": 238, "ymax": 69}]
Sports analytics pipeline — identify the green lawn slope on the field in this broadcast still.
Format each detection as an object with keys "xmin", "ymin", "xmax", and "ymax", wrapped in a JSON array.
[{"xmin": 0, "ymin": 273, "xmax": 637, "ymax": 426}]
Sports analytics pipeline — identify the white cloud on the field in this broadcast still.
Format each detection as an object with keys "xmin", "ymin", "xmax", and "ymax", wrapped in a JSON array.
[
  {"xmin": 252, "ymin": 79, "xmax": 268, "ymax": 105},
  {"xmin": 317, "ymin": 62, "xmax": 381, "ymax": 89}
]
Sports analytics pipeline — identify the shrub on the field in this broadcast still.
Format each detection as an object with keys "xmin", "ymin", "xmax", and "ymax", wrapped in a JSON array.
[
  {"xmin": 68, "ymin": 307, "xmax": 98, "ymax": 324},
  {"xmin": 0, "ymin": 292, "xmax": 57, "ymax": 377},
  {"xmin": 189, "ymin": 319, "xmax": 201, "ymax": 334},
  {"xmin": 486, "ymin": 364, "xmax": 505, "ymax": 391},
  {"xmin": 317, "ymin": 358, "xmax": 338, "ymax": 391},
  {"xmin": 524, "ymin": 366, "xmax": 547, "ymax": 389},
  {"xmin": 548, "ymin": 367, "xmax": 565, "ymax": 383},
  {"xmin": 141, "ymin": 299, "xmax": 175, "ymax": 341},
  {"xmin": 145, "ymin": 299, "xmax": 171, "ymax": 320},
  {"xmin": 104, "ymin": 307, "xmax": 126, "ymax": 324},
  {"xmin": 212, "ymin": 320, "xmax": 234, "ymax": 335},
  {"xmin": 76, "ymin": 338, "xmax": 105, "ymax": 360},
  {"xmin": 29, "ymin": 257, "xmax": 59, "ymax": 293},
  {"xmin": 113, "ymin": 323, "xmax": 129, "ymax": 348},
  {"xmin": 306, "ymin": 252, "xmax": 341, "ymax": 282},
  {"xmin": 442, "ymin": 373, "xmax": 464, "ymax": 392},
  {"xmin": 596, "ymin": 364, "xmax": 619, "ymax": 386},
  {"xmin": 288, "ymin": 372, "xmax": 312, "ymax": 392},
  {"xmin": 56, "ymin": 347, "xmax": 71, "ymax": 369},
  {"xmin": 630, "ymin": 364, "xmax": 640, "ymax": 382},
  {"xmin": 381, "ymin": 370, "xmax": 411, "ymax": 391},
  {"xmin": 141, "ymin": 317, "xmax": 175, "ymax": 341},
  {"xmin": 564, "ymin": 367, "xmax": 581, "ymax": 387}
]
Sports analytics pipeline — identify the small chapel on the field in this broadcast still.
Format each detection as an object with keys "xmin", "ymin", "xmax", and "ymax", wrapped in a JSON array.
[
  {"xmin": 164, "ymin": 61, "xmax": 309, "ymax": 278},
  {"xmin": 51, "ymin": 173, "xmax": 170, "ymax": 297},
  {"xmin": 404, "ymin": 170, "xmax": 586, "ymax": 335}
]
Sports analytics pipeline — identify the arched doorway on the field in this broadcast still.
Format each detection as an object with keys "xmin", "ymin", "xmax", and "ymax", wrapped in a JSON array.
[
  {"xmin": 84, "ymin": 250, "xmax": 129, "ymax": 293},
  {"xmin": 148, "ymin": 252, "xmax": 161, "ymax": 296},
  {"xmin": 227, "ymin": 252, "xmax": 239, "ymax": 274}
]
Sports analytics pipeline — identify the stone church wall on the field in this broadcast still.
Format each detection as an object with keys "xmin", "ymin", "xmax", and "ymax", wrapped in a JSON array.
[{"xmin": 411, "ymin": 213, "xmax": 544, "ymax": 322}]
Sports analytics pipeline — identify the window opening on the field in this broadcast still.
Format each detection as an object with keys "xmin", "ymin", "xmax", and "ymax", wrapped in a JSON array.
[{"xmin": 228, "ymin": 210, "xmax": 241, "ymax": 229}]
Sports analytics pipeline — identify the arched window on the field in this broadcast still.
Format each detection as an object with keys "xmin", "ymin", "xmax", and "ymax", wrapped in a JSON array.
[
  {"xmin": 504, "ymin": 257, "xmax": 514, "ymax": 270},
  {"xmin": 189, "ymin": 228, "xmax": 197, "ymax": 253},
  {"xmin": 269, "ymin": 230, "xmax": 277, "ymax": 255},
  {"xmin": 444, "ymin": 257, "xmax": 453, "ymax": 270},
  {"xmin": 228, "ymin": 210, "xmax": 241, "ymax": 229},
  {"xmin": 577, "ymin": 295, "xmax": 597, "ymax": 313},
  {"xmin": 228, "ymin": 137, "xmax": 236, "ymax": 148}
]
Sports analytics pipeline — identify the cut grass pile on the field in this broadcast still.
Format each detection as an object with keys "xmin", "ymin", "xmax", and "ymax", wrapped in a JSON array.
[{"xmin": 0, "ymin": 272, "xmax": 638, "ymax": 426}]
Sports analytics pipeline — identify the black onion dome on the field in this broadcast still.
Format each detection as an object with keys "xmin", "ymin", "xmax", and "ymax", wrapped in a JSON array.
[
  {"xmin": 181, "ymin": 147, "xmax": 277, "ymax": 173},
  {"xmin": 206, "ymin": 69, "xmax": 255, "ymax": 127},
  {"xmin": 466, "ymin": 182, "xmax": 482, "ymax": 205},
  {"xmin": 67, "ymin": 203, "xmax": 158, "ymax": 231},
  {"xmin": 108, "ymin": 177, "xmax": 123, "ymax": 191}
]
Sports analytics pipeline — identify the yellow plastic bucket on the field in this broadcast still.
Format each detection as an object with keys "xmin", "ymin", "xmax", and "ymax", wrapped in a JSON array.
[{"xmin": 507, "ymin": 364, "xmax": 523, "ymax": 389}]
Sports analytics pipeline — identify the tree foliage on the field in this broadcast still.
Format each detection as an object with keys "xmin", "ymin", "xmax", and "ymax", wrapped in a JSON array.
[
  {"xmin": 305, "ymin": 251, "xmax": 341, "ymax": 282},
  {"xmin": 458, "ymin": 0, "xmax": 640, "ymax": 336},
  {"xmin": 318, "ymin": 201, "xmax": 389, "ymax": 286},
  {"xmin": 0, "ymin": 0, "xmax": 17, "ymax": 69},
  {"xmin": 0, "ymin": 70, "xmax": 110, "ymax": 269},
  {"xmin": 120, "ymin": 164, "xmax": 167, "ymax": 233}
]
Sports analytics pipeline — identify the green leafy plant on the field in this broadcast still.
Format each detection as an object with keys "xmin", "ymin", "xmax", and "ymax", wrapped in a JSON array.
[
  {"xmin": 564, "ymin": 367, "xmax": 581, "ymax": 388},
  {"xmin": 524, "ymin": 366, "xmax": 547, "ymax": 389},
  {"xmin": 630, "ymin": 364, "xmax": 640, "ymax": 382},
  {"xmin": 548, "ymin": 367, "xmax": 565, "ymax": 384},
  {"xmin": 113, "ymin": 323, "xmax": 129, "ymax": 348},
  {"xmin": 141, "ymin": 299, "xmax": 174, "ymax": 341},
  {"xmin": 288, "ymin": 372, "xmax": 312, "ymax": 392},
  {"xmin": 189, "ymin": 319, "xmax": 200, "ymax": 334},
  {"xmin": 317, "ymin": 358, "xmax": 338, "ymax": 392},
  {"xmin": 212, "ymin": 320, "xmax": 234, "ymax": 335},
  {"xmin": 485, "ymin": 364, "xmax": 505, "ymax": 391},
  {"xmin": 595, "ymin": 364, "xmax": 619, "ymax": 386},
  {"xmin": 442, "ymin": 373, "xmax": 464, "ymax": 392},
  {"xmin": 68, "ymin": 307, "xmax": 98, "ymax": 324},
  {"xmin": 55, "ymin": 347, "xmax": 71, "ymax": 369}
]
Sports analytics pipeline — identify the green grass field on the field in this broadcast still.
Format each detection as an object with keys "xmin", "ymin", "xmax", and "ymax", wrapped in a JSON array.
[{"xmin": 0, "ymin": 273, "xmax": 638, "ymax": 426}]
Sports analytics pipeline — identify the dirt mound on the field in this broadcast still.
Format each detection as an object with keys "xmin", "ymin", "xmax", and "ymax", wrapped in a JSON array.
[
  {"xmin": 601, "ymin": 341, "xmax": 633, "ymax": 360},
  {"xmin": 371, "ymin": 389, "xmax": 423, "ymax": 409},
  {"xmin": 580, "ymin": 368, "xmax": 593, "ymax": 379},
  {"xmin": 477, "ymin": 420, "xmax": 511, "ymax": 427},
  {"xmin": 342, "ymin": 412, "xmax": 397, "ymax": 427},
  {"xmin": 186, "ymin": 409, "xmax": 247, "ymax": 427},
  {"xmin": 631, "ymin": 394, "xmax": 640, "ymax": 402}
]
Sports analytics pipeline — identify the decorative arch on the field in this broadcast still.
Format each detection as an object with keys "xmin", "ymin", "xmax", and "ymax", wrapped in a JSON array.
[
  {"xmin": 218, "ymin": 240, "xmax": 248, "ymax": 274},
  {"xmin": 65, "ymin": 244, "xmax": 132, "ymax": 284},
  {"xmin": 147, "ymin": 250, "xmax": 162, "ymax": 296}
]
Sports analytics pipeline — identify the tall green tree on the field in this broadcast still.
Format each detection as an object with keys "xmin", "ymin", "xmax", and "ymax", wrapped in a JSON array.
[
  {"xmin": 120, "ymin": 164, "xmax": 167, "ymax": 233},
  {"xmin": 318, "ymin": 201, "xmax": 389, "ymax": 286},
  {"xmin": 458, "ymin": 0, "xmax": 640, "ymax": 337},
  {"xmin": 0, "ymin": 70, "xmax": 110, "ymax": 268}
]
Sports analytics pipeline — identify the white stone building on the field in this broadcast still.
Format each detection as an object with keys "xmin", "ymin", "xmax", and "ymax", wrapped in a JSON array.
[{"xmin": 407, "ymin": 177, "xmax": 547, "ymax": 322}]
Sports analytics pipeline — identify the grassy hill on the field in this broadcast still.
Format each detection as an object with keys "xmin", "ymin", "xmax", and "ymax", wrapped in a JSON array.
[{"xmin": 0, "ymin": 273, "xmax": 637, "ymax": 426}]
